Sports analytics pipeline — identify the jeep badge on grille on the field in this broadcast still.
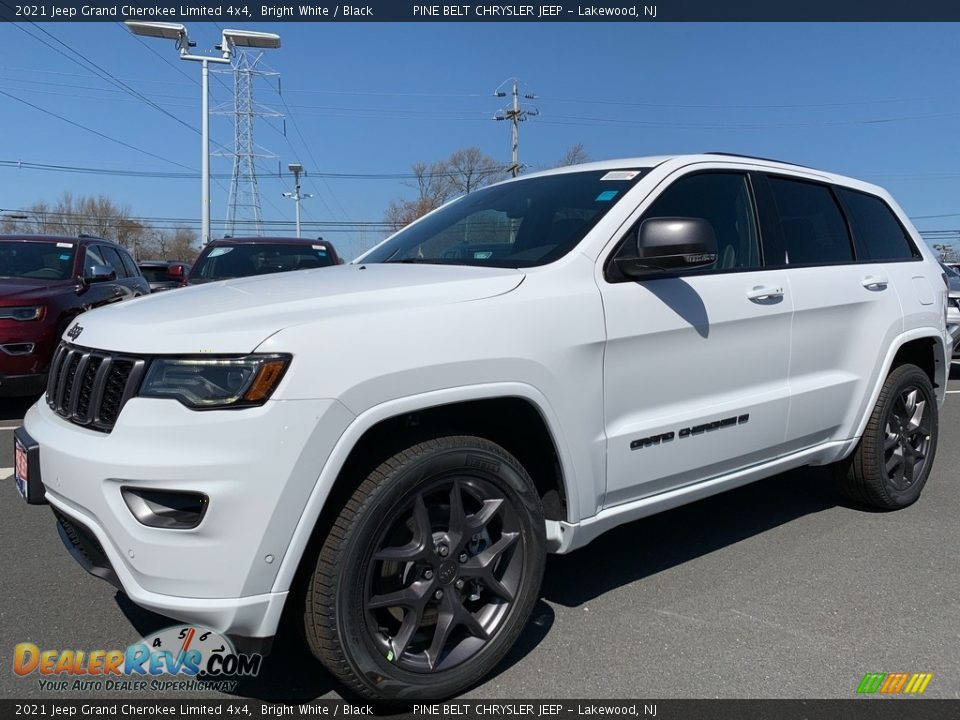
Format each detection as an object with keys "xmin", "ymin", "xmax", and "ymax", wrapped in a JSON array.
[{"xmin": 66, "ymin": 325, "xmax": 83, "ymax": 340}]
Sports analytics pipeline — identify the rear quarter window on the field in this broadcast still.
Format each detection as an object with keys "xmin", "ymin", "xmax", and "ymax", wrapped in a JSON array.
[{"xmin": 835, "ymin": 187, "xmax": 919, "ymax": 262}]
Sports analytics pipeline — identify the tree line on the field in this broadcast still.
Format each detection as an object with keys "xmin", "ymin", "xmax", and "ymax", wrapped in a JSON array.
[{"xmin": 1, "ymin": 193, "xmax": 200, "ymax": 261}]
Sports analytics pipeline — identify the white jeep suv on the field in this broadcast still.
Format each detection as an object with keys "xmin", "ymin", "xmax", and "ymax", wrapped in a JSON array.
[{"xmin": 18, "ymin": 154, "xmax": 948, "ymax": 700}]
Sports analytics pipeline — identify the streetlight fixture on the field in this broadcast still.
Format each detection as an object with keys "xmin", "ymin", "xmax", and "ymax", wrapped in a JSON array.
[
  {"xmin": 125, "ymin": 22, "xmax": 281, "ymax": 246},
  {"xmin": 282, "ymin": 162, "xmax": 312, "ymax": 238}
]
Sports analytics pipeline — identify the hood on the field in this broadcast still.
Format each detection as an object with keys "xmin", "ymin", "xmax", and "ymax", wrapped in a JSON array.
[
  {"xmin": 65, "ymin": 263, "xmax": 525, "ymax": 354},
  {"xmin": 0, "ymin": 278, "xmax": 77, "ymax": 305}
]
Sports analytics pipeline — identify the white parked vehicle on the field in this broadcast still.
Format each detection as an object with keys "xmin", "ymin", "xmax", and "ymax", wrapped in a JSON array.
[{"xmin": 17, "ymin": 154, "xmax": 949, "ymax": 700}]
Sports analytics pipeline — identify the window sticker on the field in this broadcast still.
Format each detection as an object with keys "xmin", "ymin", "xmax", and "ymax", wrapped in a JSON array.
[
  {"xmin": 208, "ymin": 247, "xmax": 234, "ymax": 257},
  {"xmin": 595, "ymin": 190, "xmax": 619, "ymax": 202},
  {"xmin": 601, "ymin": 170, "xmax": 641, "ymax": 181},
  {"xmin": 312, "ymin": 245, "xmax": 327, "ymax": 251},
  {"xmin": 56, "ymin": 242, "xmax": 72, "ymax": 248},
  {"xmin": 59, "ymin": 254, "xmax": 71, "ymax": 260},
  {"xmin": 473, "ymin": 251, "xmax": 493, "ymax": 259}
]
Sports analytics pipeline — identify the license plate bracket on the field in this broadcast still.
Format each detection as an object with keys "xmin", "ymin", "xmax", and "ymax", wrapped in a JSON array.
[{"xmin": 14, "ymin": 427, "xmax": 45, "ymax": 504}]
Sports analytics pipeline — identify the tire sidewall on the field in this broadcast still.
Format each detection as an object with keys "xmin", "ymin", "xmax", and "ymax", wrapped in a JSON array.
[
  {"xmin": 872, "ymin": 366, "xmax": 938, "ymax": 507},
  {"xmin": 331, "ymin": 438, "xmax": 546, "ymax": 700}
]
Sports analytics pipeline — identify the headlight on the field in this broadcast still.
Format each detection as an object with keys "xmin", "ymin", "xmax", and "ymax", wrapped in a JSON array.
[
  {"xmin": 139, "ymin": 354, "xmax": 291, "ymax": 409},
  {"xmin": 0, "ymin": 306, "xmax": 44, "ymax": 321}
]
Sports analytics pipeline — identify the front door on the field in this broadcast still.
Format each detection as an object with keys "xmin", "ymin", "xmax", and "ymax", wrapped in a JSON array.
[{"xmin": 599, "ymin": 171, "xmax": 793, "ymax": 508}]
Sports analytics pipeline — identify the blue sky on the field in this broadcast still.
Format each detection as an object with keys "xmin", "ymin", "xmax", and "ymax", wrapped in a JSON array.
[{"xmin": 2, "ymin": 22, "xmax": 960, "ymax": 259}]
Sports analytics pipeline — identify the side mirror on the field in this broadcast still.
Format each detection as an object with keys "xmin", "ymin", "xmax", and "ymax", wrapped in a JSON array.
[
  {"xmin": 617, "ymin": 217, "xmax": 718, "ymax": 278},
  {"xmin": 84, "ymin": 264, "xmax": 117, "ymax": 283},
  {"xmin": 166, "ymin": 264, "xmax": 186, "ymax": 279}
]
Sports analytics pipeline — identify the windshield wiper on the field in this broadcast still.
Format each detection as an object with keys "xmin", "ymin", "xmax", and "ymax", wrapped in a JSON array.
[{"xmin": 384, "ymin": 257, "xmax": 445, "ymax": 264}]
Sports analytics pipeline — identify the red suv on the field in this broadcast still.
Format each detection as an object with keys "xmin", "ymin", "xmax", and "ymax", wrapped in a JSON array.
[
  {"xmin": 0, "ymin": 235, "xmax": 149, "ymax": 397},
  {"xmin": 186, "ymin": 236, "xmax": 342, "ymax": 284}
]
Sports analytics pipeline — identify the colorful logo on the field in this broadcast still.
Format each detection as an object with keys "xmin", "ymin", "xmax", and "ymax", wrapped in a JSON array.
[
  {"xmin": 856, "ymin": 672, "xmax": 933, "ymax": 695},
  {"xmin": 13, "ymin": 625, "xmax": 261, "ymax": 691}
]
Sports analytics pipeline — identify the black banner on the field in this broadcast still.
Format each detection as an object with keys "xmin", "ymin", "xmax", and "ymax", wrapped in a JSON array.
[
  {"xmin": 3, "ymin": 0, "xmax": 960, "ymax": 22},
  {"xmin": 2, "ymin": 700, "xmax": 960, "ymax": 720}
]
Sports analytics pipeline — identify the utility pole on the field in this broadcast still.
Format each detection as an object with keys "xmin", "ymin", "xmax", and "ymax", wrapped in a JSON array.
[
  {"xmin": 283, "ymin": 162, "xmax": 313, "ymax": 238},
  {"xmin": 494, "ymin": 78, "xmax": 539, "ymax": 178}
]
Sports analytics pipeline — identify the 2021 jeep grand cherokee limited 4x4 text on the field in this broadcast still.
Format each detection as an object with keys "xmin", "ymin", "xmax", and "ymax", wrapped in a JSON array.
[{"xmin": 19, "ymin": 155, "xmax": 948, "ymax": 699}]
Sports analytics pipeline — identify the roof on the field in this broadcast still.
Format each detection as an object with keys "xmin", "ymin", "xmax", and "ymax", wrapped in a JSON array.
[
  {"xmin": 514, "ymin": 152, "xmax": 888, "ymax": 198},
  {"xmin": 208, "ymin": 236, "xmax": 331, "ymax": 246},
  {"xmin": 0, "ymin": 234, "xmax": 122, "ymax": 245}
]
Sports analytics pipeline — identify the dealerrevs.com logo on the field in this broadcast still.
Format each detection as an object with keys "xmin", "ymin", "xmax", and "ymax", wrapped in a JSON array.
[{"xmin": 13, "ymin": 625, "xmax": 262, "ymax": 693}]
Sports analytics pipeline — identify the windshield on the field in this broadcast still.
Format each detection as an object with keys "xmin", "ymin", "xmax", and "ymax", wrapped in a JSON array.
[
  {"xmin": 362, "ymin": 169, "xmax": 648, "ymax": 268},
  {"xmin": 0, "ymin": 241, "xmax": 76, "ymax": 280},
  {"xmin": 191, "ymin": 243, "xmax": 335, "ymax": 280}
]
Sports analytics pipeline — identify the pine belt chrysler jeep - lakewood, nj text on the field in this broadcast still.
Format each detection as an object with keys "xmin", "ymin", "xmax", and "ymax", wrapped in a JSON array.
[{"xmin": 16, "ymin": 154, "xmax": 949, "ymax": 700}]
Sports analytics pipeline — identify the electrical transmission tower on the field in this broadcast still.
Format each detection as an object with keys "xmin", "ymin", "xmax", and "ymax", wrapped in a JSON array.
[
  {"xmin": 494, "ymin": 78, "xmax": 539, "ymax": 177},
  {"xmin": 213, "ymin": 51, "xmax": 282, "ymax": 237}
]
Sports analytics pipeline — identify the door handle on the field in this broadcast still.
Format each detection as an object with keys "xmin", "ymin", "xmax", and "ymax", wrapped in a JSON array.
[
  {"xmin": 862, "ymin": 275, "xmax": 889, "ymax": 290},
  {"xmin": 747, "ymin": 285, "xmax": 784, "ymax": 302}
]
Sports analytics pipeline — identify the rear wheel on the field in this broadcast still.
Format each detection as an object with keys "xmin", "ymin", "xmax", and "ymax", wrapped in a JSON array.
[
  {"xmin": 304, "ymin": 435, "xmax": 546, "ymax": 700},
  {"xmin": 839, "ymin": 363, "xmax": 938, "ymax": 510}
]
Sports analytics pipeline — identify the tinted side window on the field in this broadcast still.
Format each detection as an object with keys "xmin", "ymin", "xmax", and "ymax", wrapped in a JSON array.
[
  {"xmin": 836, "ymin": 188, "xmax": 918, "ymax": 261},
  {"xmin": 118, "ymin": 248, "xmax": 140, "ymax": 277},
  {"xmin": 768, "ymin": 177, "xmax": 853, "ymax": 265},
  {"xmin": 99, "ymin": 246, "xmax": 128, "ymax": 277},
  {"xmin": 83, "ymin": 245, "xmax": 106, "ymax": 272},
  {"xmin": 616, "ymin": 172, "xmax": 761, "ymax": 271}
]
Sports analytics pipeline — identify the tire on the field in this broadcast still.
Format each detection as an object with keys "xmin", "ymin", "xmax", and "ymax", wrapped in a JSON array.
[
  {"xmin": 304, "ymin": 435, "xmax": 546, "ymax": 701},
  {"xmin": 839, "ymin": 363, "xmax": 938, "ymax": 510}
]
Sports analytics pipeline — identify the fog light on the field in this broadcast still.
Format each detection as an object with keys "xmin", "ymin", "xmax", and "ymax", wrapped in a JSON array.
[{"xmin": 121, "ymin": 487, "xmax": 208, "ymax": 529}]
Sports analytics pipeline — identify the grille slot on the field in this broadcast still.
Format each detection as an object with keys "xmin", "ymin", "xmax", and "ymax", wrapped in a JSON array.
[{"xmin": 46, "ymin": 343, "xmax": 145, "ymax": 433}]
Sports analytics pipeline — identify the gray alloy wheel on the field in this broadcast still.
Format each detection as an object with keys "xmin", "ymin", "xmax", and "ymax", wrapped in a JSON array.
[{"xmin": 839, "ymin": 363, "xmax": 938, "ymax": 510}]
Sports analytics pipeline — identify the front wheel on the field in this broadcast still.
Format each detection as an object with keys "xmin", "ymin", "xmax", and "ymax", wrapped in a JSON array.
[
  {"xmin": 304, "ymin": 435, "xmax": 546, "ymax": 700},
  {"xmin": 838, "ymin": 363, "xmax": 939, "ymax": 510}
]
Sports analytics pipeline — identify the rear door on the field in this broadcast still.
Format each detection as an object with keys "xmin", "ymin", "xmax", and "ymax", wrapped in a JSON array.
[
  {"xmin": 599, "ymin": 170, "xmax": 793, "ymax": 507},
  {"xmin": 757, "ymin": 175, "xmax": 905, "ymax": 447}
]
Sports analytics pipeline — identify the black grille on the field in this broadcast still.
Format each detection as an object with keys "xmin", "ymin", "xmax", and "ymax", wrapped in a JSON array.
[{"xmin": 46, "ymin": 343, "xmax": 146, "ymax": 432}]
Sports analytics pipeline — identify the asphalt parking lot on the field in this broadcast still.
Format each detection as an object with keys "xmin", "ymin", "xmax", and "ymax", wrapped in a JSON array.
[{"xmin": 2, "ymin": 370, "xmax": 959, "ymax": 702}]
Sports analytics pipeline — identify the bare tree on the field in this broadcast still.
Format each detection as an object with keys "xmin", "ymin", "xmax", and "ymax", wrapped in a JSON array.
[
  {"xmin": 2, "ymin": 193, "xmax": 197, "ymax": 261},
  {"xmin": 557, "ymin": 143, "xmax": 589, "ymax": 167},
  {"xmin": 383, "ymin": 148, "xmax": 507, "ymax": 233},
  {"xmin": 932, "ymin": 243, "xmax": 959, "ymax": 263},
  {"xmin": 445, "ymin": 147, "xmax": 508, "ymax": 195}
]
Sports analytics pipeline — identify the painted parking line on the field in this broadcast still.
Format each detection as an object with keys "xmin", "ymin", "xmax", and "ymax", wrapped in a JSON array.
[{"xmin": 1, "ymin": 468, "xmax": 12, "ymax": 480}]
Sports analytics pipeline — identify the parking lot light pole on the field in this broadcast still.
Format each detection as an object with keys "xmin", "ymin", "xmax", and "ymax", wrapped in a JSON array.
[
  {"xmin": 124, "ymin": 23, "xmax": 281, "ymax": 246},
  {"xmin": 283, "ymin": 162, "xmax": 312, "ymax": 238}
]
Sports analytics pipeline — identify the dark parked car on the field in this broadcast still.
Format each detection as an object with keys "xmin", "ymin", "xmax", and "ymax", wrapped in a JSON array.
[
  {"xmin": 0, "ymin": 235, "xmax": 149, "ymax": 396},
  {"xmin": 137, "ymin": 259, "xmax": 191, "ymax": 292},
  {"xmin": 186, "ymin": 237, "xmax": 341, "ymax": 285}
]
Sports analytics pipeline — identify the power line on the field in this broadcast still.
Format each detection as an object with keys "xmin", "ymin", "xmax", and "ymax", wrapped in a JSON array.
[
  {"xmin": 274, "ymin": 74, "xmax": 350, "ymax": 221},
  {"xmin": 0, "ymin": 92, "xmax": 196, "ymax": 170},
  {"xmin": 15, "ymin": 22, "xmax": 201, "ymax": 139},
  {"xmin": 0, "ymin": 158, "xmax": 513, "ymax": 180}
]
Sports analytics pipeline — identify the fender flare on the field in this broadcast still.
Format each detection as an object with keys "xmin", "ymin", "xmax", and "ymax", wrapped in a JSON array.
[
  {"xmin": 850, "ymin": 328, "xmax": 948, "ymax": 442},
  {"xmin": 270, "ymin": 382, "xmax": 580, "ymax": 593}
]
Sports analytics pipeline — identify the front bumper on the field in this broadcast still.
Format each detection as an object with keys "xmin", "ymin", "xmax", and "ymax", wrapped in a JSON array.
[{"xmin": 25, "ymin": 395, "xmax": 354, "ymax": 638}]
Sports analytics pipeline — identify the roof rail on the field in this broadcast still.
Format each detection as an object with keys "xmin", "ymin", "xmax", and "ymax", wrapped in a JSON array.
[
  {"xmin": 77, "ymin": 233, "xmax": 113, "ymax": 241},
  {"xmin": 704, "ymin": 152, "xmax": 816, "ymax": 170}
]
